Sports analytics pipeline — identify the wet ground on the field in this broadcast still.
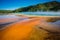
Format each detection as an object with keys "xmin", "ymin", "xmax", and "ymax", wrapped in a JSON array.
[{"xmin": 0, "ymin": 15, "xmax": 60, "ymax": 40}]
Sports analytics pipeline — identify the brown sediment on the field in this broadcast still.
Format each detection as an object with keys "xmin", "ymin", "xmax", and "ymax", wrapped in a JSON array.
[
  {"xmin": 1, "ymin": 17, "xmax": 41, "ymax": 40},
  {"xmin": 1, "ymin": 16, "xmax": 60, "ymax": 40}
]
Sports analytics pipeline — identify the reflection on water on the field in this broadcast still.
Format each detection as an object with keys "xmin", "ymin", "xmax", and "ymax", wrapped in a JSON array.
[
  {"xmin": 0, "ymin": 15, "xmax": 19, "ymax": 19},
  {"xmin": 0, "ymin": 12, "xmax": 60, "ymax": 40},
  {"xmin": 0, "ymin": 14, "xmax": 60, "ymax": 26},
  {"xmin": 19, "ymin": 12, "xmax": 60, "ymax": 16},
  {"xmin": 0, "ymin": 15, "xmax": 29, "ymax": 30},
  {"xmin": 0, "ymin": 15, "xmax": 28, "ymax": 24},
  {"xmin": 0, "ymin": 13, "xmax": 60, "ymax": 31},
  {"xmin": 53, "ymin": 20, "xmax": 60, "ymax": 25}
]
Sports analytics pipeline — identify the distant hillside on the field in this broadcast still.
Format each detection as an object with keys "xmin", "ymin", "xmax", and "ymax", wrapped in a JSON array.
[
  {"xmin": 0, "ymin": 10, "xmax": 12, "ymax": 13},
  {"xmin": 0, "ymin": 1, "xmax": 60, "ymax": 13},
  {"xmin": 13, "ymin": 1, "xmax": 60, "ymax": 12}
]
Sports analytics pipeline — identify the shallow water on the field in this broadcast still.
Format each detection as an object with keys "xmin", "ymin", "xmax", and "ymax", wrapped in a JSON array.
[
  {"xmin": 18, "ymin": 12, "xmax": 60, "ymax": 16},
  {"xmin": 0, "ymin": 14, "xmax": 60, "ymax": 32},
  {"xmin": 0, "ymin": 15, "xmax": 19, "ymax": 19},
  {"xmin": 0, "ymin": 15, "xmax": 29, "ymax": 30},
  {"xmin": 0, "ymin": 14, "xmax": 60, "ymax": 25},
  {"xmin": 0, "ymin": 15, "xmax": 28, "ymax": 24}
]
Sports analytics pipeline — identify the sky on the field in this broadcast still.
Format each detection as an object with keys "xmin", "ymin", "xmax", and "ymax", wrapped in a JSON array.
[{"xmin": 0, "ymin": 0, "xmax": 60, "ymax": 10}]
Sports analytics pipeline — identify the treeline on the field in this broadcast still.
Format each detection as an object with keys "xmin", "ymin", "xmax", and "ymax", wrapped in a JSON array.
[
  {"xmin": 0, "ymin": 1, "xmax": 60, "ymax": 13},
  {"xmin": 13, "ymin": 1, "xmax": 60, "ymax": 12},
  {"xmin": 0, "ymin": 10, "xmax": 13, "ymax": 13}
]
